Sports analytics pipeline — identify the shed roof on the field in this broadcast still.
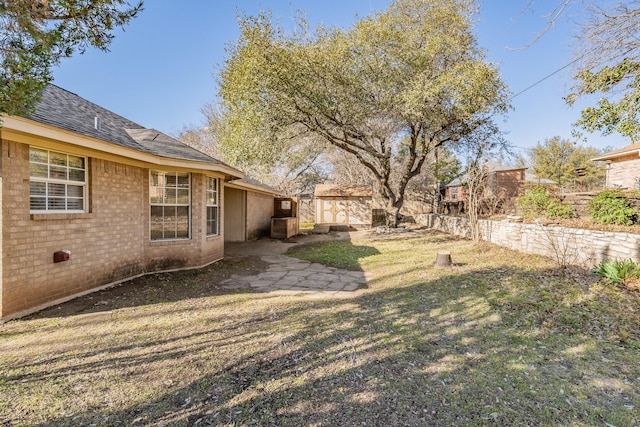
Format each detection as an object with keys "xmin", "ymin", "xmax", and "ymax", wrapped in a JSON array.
[
  {"xmin": 591, "ymin": 141, "xmax": 640, "ymax": 161},
  {"xmin": 314, "ymin": 184, "xmax": 372, "ymax": 197}
]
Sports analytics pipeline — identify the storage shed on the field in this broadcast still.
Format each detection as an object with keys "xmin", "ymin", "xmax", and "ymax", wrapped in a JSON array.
[{"xmin": 314, "ymin": 184, "xmax": 373, "ymax": 229}]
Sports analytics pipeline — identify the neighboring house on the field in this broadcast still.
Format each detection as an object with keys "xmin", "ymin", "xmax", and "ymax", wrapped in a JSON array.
[
  {"xmin": 443, "ymin": 175, "xmax": 467, "ymax": 202},
  {"xmin": 0, "ymin": 85, "xmax": 276, "ymax": 320},
  {"xmin": 314, "ymin": 184, "xmax": 373, "ymax": 229},
  {"xmin": 443, "ymin": 166, "xmax": 526, "ymax": 202},
  {"xmin": 442, "ymin": 166, "xmax": 556, "ymax": 203},
  {"xmin": 591, "ymin": 142, "xmax": 640, "ymax": 190}
]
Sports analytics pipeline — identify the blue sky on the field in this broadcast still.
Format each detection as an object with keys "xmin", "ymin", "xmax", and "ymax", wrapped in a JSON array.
[{"xmin": 51, "ymin": 1, "xmax": 625, "ymax": 160}]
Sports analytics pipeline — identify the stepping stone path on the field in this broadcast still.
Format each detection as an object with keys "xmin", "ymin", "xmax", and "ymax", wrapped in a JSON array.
[{"xmin": 219, "ymin": 254, "xmax": 368, "ymax": 296}]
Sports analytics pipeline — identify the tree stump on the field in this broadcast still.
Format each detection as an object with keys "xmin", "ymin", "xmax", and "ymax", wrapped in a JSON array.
[{"xmin": 434, "ymin": 251, "xmax": 452, "ymax": 268}]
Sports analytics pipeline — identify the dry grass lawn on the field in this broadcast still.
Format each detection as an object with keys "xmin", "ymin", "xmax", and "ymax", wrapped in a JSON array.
[{"xmin": 1, "ymin": 228, "xmax": 639, "ymax": 426}]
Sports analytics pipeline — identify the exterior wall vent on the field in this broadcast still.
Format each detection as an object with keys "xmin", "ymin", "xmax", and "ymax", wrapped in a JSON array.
[{"xmin": 94, "ymin": 116, "xmax": 102, "ymax": 131}]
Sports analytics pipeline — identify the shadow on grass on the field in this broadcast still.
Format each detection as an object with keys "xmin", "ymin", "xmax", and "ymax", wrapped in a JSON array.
[
  {"xmin": 6, "ymin": 250, "xmax": 638, "ymax": 426},
  {"xmin": 20, "ymin": 256, "xmax": 270, "ymax": 320},
  {"xmin": 23, "ymin": 233, "xmax": 381, "ymax": 320}
]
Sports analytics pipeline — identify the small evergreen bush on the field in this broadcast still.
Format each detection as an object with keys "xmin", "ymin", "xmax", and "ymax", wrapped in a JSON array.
[
  {"xmin": 518, "ymin": 185, "xmax": 575, "ymax": 219},
  {"xmin": 589, "ymin": 190, "xmax": 637, "ymax": 225}
]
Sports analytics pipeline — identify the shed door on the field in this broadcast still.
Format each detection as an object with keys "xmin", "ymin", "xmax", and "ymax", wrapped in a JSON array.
[{"xmin": 319, "ymin": 198, "xmax": 349, "ymax": 224}]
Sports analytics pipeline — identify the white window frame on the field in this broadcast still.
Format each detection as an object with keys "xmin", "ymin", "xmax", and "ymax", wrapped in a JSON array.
[
  {"xmin": 206, "ymin": 176, "xmax": 219, "ymax": 236},
  {"xmin": 149, "ymin": 170, "xmax": 191, "ymax": 241},
  {"xmin": 29, "ymin": 147, "xmax": 87, "ymax": 213}
]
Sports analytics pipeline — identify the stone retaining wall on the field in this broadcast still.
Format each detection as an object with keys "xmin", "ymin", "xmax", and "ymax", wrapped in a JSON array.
[{"xmin": 416, "ymin": 214, "xmax": 640, "ymax": 266}]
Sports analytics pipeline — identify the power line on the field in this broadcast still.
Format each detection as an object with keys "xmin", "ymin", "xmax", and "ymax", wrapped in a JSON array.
[{"xmin": 509, "ymin": 55, "xmax": 583, "ymax": 100}]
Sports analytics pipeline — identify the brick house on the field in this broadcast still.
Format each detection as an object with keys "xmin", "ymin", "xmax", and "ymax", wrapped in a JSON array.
[
  {"xmin": 443, "ymin": 167, "xmax": 527, "ymax": 202},
  {"xmin": 591, "ymin": 142, "xmax": 640, "ymax": 190},
  {"xmin": 442, "ymin": 166, "xmax": 555, "ymax": 204},
  {"xmin": 0, "ymin": 85, "xmax": 275, "ymax": 320}
]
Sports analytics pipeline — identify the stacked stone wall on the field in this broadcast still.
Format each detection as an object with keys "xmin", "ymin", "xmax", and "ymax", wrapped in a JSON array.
[{"xmin": 417, "ymin": 214, "xmax": 640, "ymax": 266}]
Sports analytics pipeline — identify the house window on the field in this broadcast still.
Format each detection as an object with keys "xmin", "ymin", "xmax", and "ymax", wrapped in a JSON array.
[
  {"xmin": 149, "ymin": 170, "xmax": 190, "ymax": 240},
  {"xmin": 206, "ymin": 177, "xmax": 219, "ymax": 236},
  {"xmin": 29, "ymin": 147, "xmax": 87, "ymax": 212},
  {"xmin": 451, "ymin": 187, "xmax": 458, "ymax": 200}
]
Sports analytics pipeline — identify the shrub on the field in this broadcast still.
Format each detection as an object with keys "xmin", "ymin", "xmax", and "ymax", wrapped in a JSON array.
[
  {"xmin": 589, "ymin": 190, "xmax": 637, "ymax": 225},
  {"xmin": 593, "ymin": 258, "xmax": 640, "ymax": 286},
  {"xmin": 544, "ymin": 198, "xmax": 576, "ymax": 219},
  {"xmin": 518, "ymin": 185, "xmax": 575, "ymax": 219},
  {"xmin": 518, "ymin": 185, "xmax": 549, "ymax": 217}
]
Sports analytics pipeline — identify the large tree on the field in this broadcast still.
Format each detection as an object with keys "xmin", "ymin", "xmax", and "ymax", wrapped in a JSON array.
[
  {"xmin": 0, "ymin": 0, "xmax": 143, "ymax": 117},
  {"xmin": 564, "ymin": 1, "xmax": 640, "ymax": 139},
  {"xmin": 217, "ymin": 0, "xmax": 509, "ymax": 226},
  {"xmin": 523, "ymin": 136, "xmax": 605, "ymax": 187}
]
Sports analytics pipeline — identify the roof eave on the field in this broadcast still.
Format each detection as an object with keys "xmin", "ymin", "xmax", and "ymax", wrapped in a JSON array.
[
  {"xmin": 1, "ymin": 115, "xmax": 243, "ymax": 178},
  {"xmin": 225, "ymin": 179, "xmax": 282, "ymax": 196},
  {"xmin": 591, "ymin": 151, "xmax": 640, "ymax": 162}
]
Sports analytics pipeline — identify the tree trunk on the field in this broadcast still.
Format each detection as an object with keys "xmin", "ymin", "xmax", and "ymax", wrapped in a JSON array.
[
  {"xmin": 385, "ymin": 203, "xmax": 401, "ymax": 228},
  {"xmin": 434, "ymin": 251, "xmax": 452, "ymax": 267}
]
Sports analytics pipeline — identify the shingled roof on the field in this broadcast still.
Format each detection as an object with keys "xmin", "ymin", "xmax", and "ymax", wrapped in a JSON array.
[
  {"xmin": 591, "ymin": 141, "xmax": 640, "ymax": 162},
  {"xmin": 25, "ymin": 85, "xmax": 226, "ymax": 165}
]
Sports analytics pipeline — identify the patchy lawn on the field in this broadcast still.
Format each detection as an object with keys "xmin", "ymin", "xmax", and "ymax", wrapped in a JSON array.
[{"xmin": 1, "ymin": 229, "xmax": 639, "ymax": 426}]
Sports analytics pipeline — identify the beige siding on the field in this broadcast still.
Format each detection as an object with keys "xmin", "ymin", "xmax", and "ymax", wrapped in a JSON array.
[
  {"xmin": 315, "ymin": 197, "xmax": 371, "ymax": 227},
  {"xmin": 608, "ymin": 155, "xmax": 640, "ymax": 189},
  {"xmin": 1, "ymin": 140, "xmax": 224, "ymax": 320}
]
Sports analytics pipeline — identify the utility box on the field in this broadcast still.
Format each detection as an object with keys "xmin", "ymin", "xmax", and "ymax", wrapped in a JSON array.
[
  {"xmin": 53, "ymin": 250, "xmax": 70, "ymax": 263},
  {"xmin": 271, "ymin": 198, "xmax": 299, "ymax": 239}
]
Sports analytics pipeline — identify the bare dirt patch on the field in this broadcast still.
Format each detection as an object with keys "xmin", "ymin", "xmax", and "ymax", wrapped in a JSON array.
[{"xmin": 30, "ymin": 256, "xmax": 270, "ymax": 319}]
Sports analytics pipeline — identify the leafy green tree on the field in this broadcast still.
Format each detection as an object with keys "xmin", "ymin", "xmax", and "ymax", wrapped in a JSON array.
[
  {"xmin": 0, "ymin": 0, "xmax": 143, "ymax": 118},
  {"xmin": 527, "ymin": 136, "xmax": 605, "ymax": 187},
  {"xmin": 565, "ymin": 1, "xmax": 640, "ymax": 140},
  {"xmin": 217, "ymin": 0, "xmax": 509, "ymax": 226},
  {"xmin": 434, "ymin": 147, "xmax": 463, "ymax": 187}
]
